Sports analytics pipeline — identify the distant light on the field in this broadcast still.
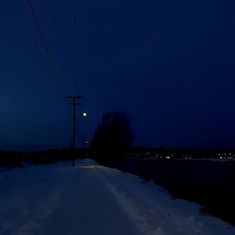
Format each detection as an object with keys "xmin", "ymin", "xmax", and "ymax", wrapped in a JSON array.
[
  {"xmin": 166, "ymin": 156, "xmax": 171, "ymax": 160},
  {"xmin": 83, "ymin": 112, "xmax": 87, "ymax": 117}
]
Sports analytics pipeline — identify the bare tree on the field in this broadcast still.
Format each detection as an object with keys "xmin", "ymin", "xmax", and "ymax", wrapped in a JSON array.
[{"xmin": 90, "ymin": 112, "xmax": 134, "ymax": 160}]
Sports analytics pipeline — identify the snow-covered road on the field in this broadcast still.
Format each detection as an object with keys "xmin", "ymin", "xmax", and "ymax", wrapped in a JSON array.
[{"xmin": 0, "ymin": 159, "xmax": 234, "ymax": 235}]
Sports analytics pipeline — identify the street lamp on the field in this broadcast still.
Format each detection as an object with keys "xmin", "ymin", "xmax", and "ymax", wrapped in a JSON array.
[{"xmin": 82, "ymin": 112, "xmax": 88, "ymax": 156}]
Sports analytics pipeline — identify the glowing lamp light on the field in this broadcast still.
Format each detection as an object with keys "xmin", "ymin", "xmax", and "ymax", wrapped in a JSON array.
[{"xmin": 82, "ymin": 112, "xmax": 87, "ymax": 117}]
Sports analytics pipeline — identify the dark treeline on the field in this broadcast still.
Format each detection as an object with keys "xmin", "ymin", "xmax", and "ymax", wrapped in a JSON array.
[
  {"xmin": 89, "ymin": 111, "xmax": 235, "ymax": 161},
  {"xmin": 90, "ymin": 111, "xmax": 134, "ymax": 162},
  {"xmin": 0, "ymin": 149, "xmax": 88, "ymax": 170},
  {"xmin": 1, "ymin": 146, "xmax": 234, "ymax": 170}
]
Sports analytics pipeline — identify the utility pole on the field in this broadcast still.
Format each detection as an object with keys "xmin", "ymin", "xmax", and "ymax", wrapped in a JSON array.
[{"xmin": 66, "ymin": 95, "xmax": 83, "ymax": 167}]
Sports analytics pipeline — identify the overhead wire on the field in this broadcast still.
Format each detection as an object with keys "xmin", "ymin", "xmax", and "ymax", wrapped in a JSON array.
[
  {"xmin": 16, "ymin": 0, "xmax": 67, "ymax": 106},
  {"xmin": 39, "ymin": 0, "xmax": 70, "ymax": 97},
  {"xmin": 72, "ymin": 0, "xmax": 86, "ymax": 117},
  {"xmin": 18, "ymin": 0, "xmax": 84, "ymax": 111},
  {"xmin": 60, "ymin": 0, "xmax": 80, "ymax": 95},
  {"xmin": 18, "ymin": 0, "xmax": 86, "ymax": 146},
  {"xmin": 72, "ymin": 0, "xmax": 84, "ymax": 96},
  {"xmin": 24, "ymin": 0, "xmax": 68, "ymax": 103}
]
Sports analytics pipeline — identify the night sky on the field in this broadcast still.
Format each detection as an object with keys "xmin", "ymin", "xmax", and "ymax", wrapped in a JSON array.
[{"xmin": 0, "ymin": 0, "xmax": 235, "ymax": 150}]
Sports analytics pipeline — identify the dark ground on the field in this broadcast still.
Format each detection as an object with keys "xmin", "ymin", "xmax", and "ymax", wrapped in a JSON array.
[{"xmin": 106, "ymin": 159, "xmax": 235, "ymax": 226}]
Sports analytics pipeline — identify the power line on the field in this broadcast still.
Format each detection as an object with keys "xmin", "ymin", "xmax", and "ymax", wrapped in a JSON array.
[
  {"xmin": 18, "ymin": 0, "xmax": 86, "ymax": 150},
  {"xmin": 24, "ymin": 0, "xmax": 68, "ymax": 101},
  {"xmin": 60, "ymin": 0, "xmax": 80, "ymax": 95},
  {"xmin": 39, "ymin": 0, "xmax": 70, "ymax": 95},
  {"xmin": 17, "ymin": 0, "xmax": 67, "ymax": 105},
  {"xmin": 72, "ymin": 0, "xmax": 83, "ymax": 96}
]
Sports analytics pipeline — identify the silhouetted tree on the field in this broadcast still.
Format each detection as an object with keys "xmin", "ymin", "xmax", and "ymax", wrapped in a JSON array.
[{"xmin": 90, "ymin": 112, "xmax": 134, "ymax": 160}]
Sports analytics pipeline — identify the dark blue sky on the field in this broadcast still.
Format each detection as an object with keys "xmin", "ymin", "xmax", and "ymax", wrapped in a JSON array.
[{"xmin": 1, "ymin": 0, "xmax": 235, "ymax": 150}]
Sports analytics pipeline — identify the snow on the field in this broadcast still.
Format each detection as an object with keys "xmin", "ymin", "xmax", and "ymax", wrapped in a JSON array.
[{"xmin": 0, "ymin": 159, "xmax": 234, "ymax": 235}]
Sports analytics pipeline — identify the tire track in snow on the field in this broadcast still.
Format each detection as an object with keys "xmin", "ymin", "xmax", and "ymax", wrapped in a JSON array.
[{"xmin": 36, "ymin": 162, "xmax": 143, "ymax": 235}]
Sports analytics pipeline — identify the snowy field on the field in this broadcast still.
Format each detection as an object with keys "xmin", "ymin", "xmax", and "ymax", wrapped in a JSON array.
[{"xmin": 0, "ymin": 159, "xmax": 234, "ymax": 235}]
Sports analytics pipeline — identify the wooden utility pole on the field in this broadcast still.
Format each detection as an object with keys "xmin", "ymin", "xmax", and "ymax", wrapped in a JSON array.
[{"xmin": 66, "ymin": 95, "xmax": 83, "ymax": 167}]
